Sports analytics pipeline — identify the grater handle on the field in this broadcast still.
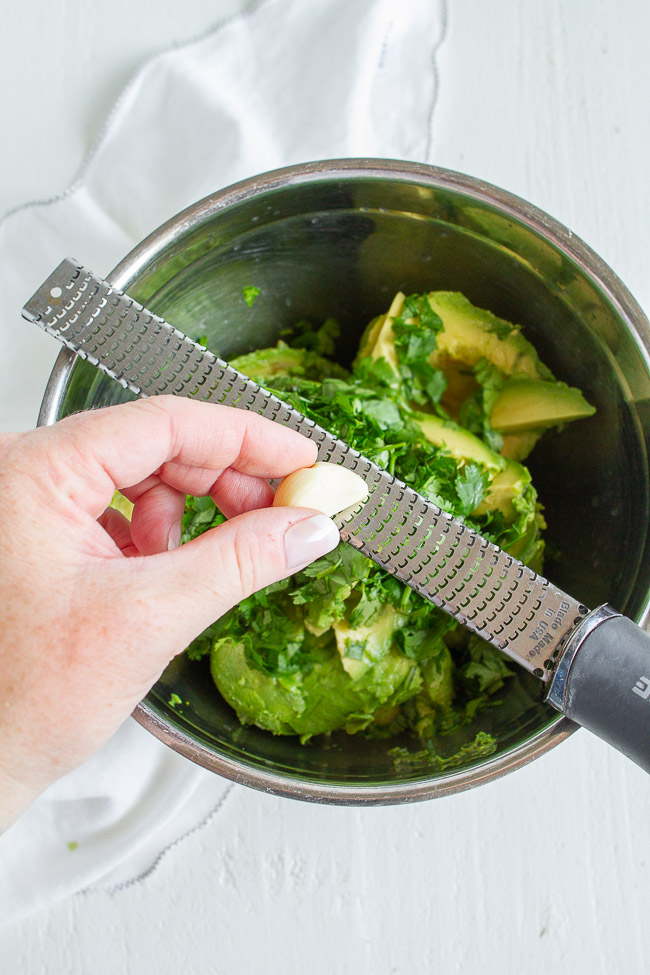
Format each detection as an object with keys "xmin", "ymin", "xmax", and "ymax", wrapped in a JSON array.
[{"xmin": 547, "ymin": 606, "xmax": 650, "ymax": 772}]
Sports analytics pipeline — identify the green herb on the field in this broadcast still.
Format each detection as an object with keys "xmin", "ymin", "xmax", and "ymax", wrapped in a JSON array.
[
  {"xmin": 455, "ymin": 463, "xmax": 490, "ymax": 516},
  {"xmin": 391, "ymin": 294, "xmax": 447, "ymax": 407},
  {"xmin": 168, "ymin": 693, "xmax": 182, "ymax": 708},
  {"xmin": 394, "ymin": 617, "xmax": 454, "ymax": 661},
  {"xmin": 281, "ymin": 317, "xmax": 340, "ymax": 357},
  {"xmin": 460, "ymin": 636, "xmax": 514, "ymax": 694},
  {"xmin": 66, "ymin": 841, "xmax": 78, "ymax": 852},
  {"xmin": 388, "ymin": 731, "xmax": 498, "ymax": 770},
  {"xmin": 242, "ymin": 285, "xmax": 261, "ymax": 307},
  {"xmin": 344, "ymin": 640, "xmax": 366, "ymax": 660},
  {"xmin": 181, "ymin": 495, "xmax": 226, "ymax": 545},
  {"xmin": 458, "ymin": 358, "xmax": 505, "ymax": 452}
]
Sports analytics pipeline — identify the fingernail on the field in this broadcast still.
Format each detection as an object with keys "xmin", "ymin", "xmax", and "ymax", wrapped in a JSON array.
[
  {"xmin": 167, "ymin": 522, "xmax": 182, "ymax": 551},
  {"xmin": 284, "ymin": 514, "xmax": 340, "ymax": 569}
]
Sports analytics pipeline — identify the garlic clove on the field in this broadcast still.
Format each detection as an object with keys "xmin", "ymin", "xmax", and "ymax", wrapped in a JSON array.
[{"xmin": 273, "ymin": 462, "xmax": 369, "ymax": 517}]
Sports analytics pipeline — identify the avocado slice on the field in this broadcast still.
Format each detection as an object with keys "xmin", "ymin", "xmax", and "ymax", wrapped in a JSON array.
[
  {"xmin": 355, "ymin": 292, "xmax": 404, "ymax": 372},
  {"xmin": 473, "ymin": 460, "xmax": 531, "ymax": 520},
  {"xmin": 500, "ymin": 431, "xmax": 542, "ymax": 462},
  {"xmin": 231, "ymin": 344, "xmax": 347, "ymax": 382},
  {"xmin": 472, "ymin": 461, "xmax": 545, "ymax": 568},
  {"xmin": 413, "ymin": 412, "xmax": 506, "ymax": 472},
  {"xmin": 490, "ymin": 377, "xmax": 596, "ymax": 433},
  {"xmin": 507, "ymin": 506, "xmax": 546, "ymax": 571},
  {"xmin": 427, "ymin": 292, "xmax": 554, "ymax": 381}
]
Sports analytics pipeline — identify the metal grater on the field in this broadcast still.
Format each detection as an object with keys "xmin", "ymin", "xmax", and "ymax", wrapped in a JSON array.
[{"xmin": 22, "ymin": 257, "xmax": 586, "ymax": 680}]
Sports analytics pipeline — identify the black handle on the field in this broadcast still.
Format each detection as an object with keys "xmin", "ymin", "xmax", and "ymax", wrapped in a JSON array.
[{"xmin": 549, "ymin": 609, "xmax": 650, "ymax": 772}]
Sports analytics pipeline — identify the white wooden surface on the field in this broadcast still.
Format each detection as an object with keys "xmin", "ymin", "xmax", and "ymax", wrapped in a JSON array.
[{"xmin": 2, "ymin": 1, "xmax": 650, "ymax": 972}]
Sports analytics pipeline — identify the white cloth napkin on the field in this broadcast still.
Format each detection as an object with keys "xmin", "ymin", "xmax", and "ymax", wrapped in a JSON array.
[{"xmin": 0, "ymin": 0, "xmax": 444, "ymax": 924}]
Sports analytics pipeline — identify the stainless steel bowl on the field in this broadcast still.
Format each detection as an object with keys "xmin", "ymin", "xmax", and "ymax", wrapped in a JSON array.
[{"xmin": 39, "ymin": 160, "xmax": 650, "ymax": 804}]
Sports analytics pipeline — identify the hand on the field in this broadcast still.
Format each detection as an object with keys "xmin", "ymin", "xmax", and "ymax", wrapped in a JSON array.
[{"xmin": 0, "ymin": 396, "xmax": 339, "ymax": 830}]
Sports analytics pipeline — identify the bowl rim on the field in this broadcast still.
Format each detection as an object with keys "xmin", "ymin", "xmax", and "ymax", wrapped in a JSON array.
[{"xmin": 38, "ymin": 158, "xmax": 650, "ymax": 804}]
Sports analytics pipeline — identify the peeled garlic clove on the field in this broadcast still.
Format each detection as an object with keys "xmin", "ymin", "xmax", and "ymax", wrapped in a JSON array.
[{"xmin": 273, "ymin": 462, "xmax": 369, "ymax": 517}]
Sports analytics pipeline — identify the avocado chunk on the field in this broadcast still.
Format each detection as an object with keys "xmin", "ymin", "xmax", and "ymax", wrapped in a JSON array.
[
  {"xmin": 427, "ymin": 292, "xmax": 554, "ymax": 381},
  {"xmin": 211, "ymin": 635, "xmax": 373, "ymax": 739},
  {"xmin": 211, "ymin": 619, "xmax": 421, "ymax": 741},
  {"xmin": 506, "ymin": 506, "xmax": 546, "ymax": 571},
  {"xmin": 370, "ymin": 316, "xmax": 400, "ymax": 373},
  {"xmin": 472, "ymin": 461, "xmax": 543, "ymax": 566},
  {"xmin": 333, "ymin": 605, "xmax": 401, "ymax": 678},
  {"xmin": 413, "ymin": 412, "xmax": 506, "ymax": 472},
  {"xmin": 473, "ymin": 460, "xmax": 531, "ymax": 520},
  {"xmin": 489, "ymin": 377, "xmax": 596, "ymax": 433},
  {"xmin": 499, "ymin": 431, "xmax": 542, "ymax": 462},
  {"xmin": 231, "ymin": 344, "xmax": 347, "ymax": 382},
  {"xmin": 332, "ymin": 607, "xmax": 421, "ymax": 708},
  {"xmin": 355, "ymin": 292, "xmax": 404, "ymax": 372}
]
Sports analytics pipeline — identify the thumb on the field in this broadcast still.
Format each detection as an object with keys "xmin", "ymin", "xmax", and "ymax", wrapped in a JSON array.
[{"xmin": 123, "ymin": 506, "xmax": 341, "ymax": 658}]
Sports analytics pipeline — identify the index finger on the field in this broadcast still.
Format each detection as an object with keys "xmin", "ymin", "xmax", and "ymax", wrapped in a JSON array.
[{"xmin": 30, "ymin": 395, "xmax": 317, "ymax": 517}]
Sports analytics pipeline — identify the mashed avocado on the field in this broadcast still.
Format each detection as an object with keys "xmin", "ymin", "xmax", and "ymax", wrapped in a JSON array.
[{"xmin": 183, "ymin": 293, "xmax": 594, "ymax": 744}]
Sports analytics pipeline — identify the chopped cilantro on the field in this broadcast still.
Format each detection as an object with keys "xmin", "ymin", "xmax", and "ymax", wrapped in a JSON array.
[
  {"xmin": 344, "ymin": 641, "xmax": 366, "ymax": 660},
  {"xmin": 389, "ymin": 731, "xmax": 498, "ymax": 771},
  {"xmin": 395, "ymin": 617, "xmax": 455, "ymax": 661},
  {"xmin": 455, "ymin": 463, "xmax": 490, "ymax": 516},
  {"xmin": 391, "ymin": 294, "xmax": 447, "ymax": 407},
  {"xmin": 460, "ymin": 636, "xmax": 514, "ymax": 694},
  {"xmin": 281, "ymin": 317, "xmax": 340, "ymax": 357},
  {"xmin": 459, "ymin": 358, "xmax": 505, "ymax": 451},
  {"xmin": 242, "ymin": 285, "xmax": 261, "ymax": 307},
  {"xmin": 181, "ymin": 495, "xmax": 226, "ymax": 546}
]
